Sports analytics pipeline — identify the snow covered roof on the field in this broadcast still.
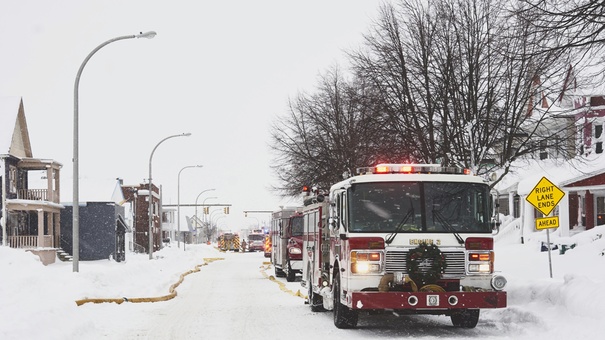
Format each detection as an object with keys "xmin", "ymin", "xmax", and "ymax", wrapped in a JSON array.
[
  {"xmin": 0, "ymin": 96, "xmax": 32, "ymax": 157},
  {"xmin": 495, "ymin": 155, "xmax": 605, "ymax": 196}
]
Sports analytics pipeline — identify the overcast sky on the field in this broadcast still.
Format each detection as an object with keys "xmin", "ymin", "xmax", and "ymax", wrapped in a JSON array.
[{"xmin": 0, "ymin": 0, "xmax": 387, "ymax": 230}]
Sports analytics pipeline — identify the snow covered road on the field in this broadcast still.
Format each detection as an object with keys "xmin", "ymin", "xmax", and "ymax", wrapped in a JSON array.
[
  {"xmin": 7, "ymin": 235, "xmax": 602, "ymax": 340},
  {"xmin": 76, "ymin": 250, "xmax": 520, "ymax": 339}
]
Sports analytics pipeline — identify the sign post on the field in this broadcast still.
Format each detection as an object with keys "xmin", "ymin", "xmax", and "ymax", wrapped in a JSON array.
[{"xmin": 525, "ymin": 177, "xmax": 565, "ymax": 278}]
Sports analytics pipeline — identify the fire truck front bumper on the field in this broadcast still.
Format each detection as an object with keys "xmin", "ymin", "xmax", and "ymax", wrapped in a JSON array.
[
  {"xmin": 350, "ymin": 290, "xmax": 506, "ymax": 311},
  {"xmin": 289, "ymin": 259, "xmax": 303, "ymax": 271}
]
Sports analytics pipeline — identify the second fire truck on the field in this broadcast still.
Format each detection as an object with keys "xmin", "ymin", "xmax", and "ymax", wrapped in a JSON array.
[
  {"xmin": 301, "ymin": 164, "xmax": 507, "ymax": 329},
  {"xmin": 270, "ymin": 206, "xmax": 304, "ymax": 282}
]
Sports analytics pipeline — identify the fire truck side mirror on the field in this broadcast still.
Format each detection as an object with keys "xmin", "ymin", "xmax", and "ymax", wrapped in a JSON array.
[{"xmin": 491, "ymin": 218, "xmax": 501, "ymax": 235}]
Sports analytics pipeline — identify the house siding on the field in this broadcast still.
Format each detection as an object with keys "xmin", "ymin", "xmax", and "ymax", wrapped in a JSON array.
[{"xmin": 60, "ymin": 202, "xmax": 125, "ymax": 261}]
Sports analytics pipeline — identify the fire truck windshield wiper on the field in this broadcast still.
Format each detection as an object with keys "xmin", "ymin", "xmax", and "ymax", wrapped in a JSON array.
[
  {"xmin": 432, "ymin": 210, "xmax": 464, "ymax": 245},
  {"xmin": 385, "ymin": 204, "xmax": 415, "ymax": 245}
]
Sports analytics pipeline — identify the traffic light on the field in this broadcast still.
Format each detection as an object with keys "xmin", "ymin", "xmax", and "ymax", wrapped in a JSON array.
[
  {"xmin": 203, "ymin": 207, "xmax": 209, "ymax": 214},
  {"xmin": 224, "ymin": 207, "xmax": 230, "ymax": 214}
]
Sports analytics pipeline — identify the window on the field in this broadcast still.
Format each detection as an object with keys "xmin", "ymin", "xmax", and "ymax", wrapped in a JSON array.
[
  {"xmin": 9, "ymin": 165, "xmax": 17, "ymax": 194},
  {"xmin": 291, "ymin": 216, "xmax": 304, "ymax": 236},
  {"xmin": 540, "ymin": 140, "xmax": 548, "ymax": 160},
  {"xmin": 595, "ymin": 124, "xmax": 603, "ymax": 154}
]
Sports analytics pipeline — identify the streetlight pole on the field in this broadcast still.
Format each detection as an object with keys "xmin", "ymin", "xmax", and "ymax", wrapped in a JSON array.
[
  {"xmin": 200, "ymin": 196, "xmax": 217, "ymax": 244},
  {"xmin": 209, "ymin": 209, "xmax": 222, "ymax": 228},
  {"xmin": 247, "ymin": 216, "xmax": 260, "ymax": 228},
  {"xmin": 177, "ymin": 165, "xmax": 203, "ymax": 249},
  {"xmin": 202, "ymin": 197, "xmax": 218, "ymax": 224},
  {"xmin": 148, "ymin": 133, "xmax": 191, "ymax": 260},
  {"xmin": 214, "ymin": 216, "xmax": 226, "ymax": 236},
  {"xmin": 212, "ymin": 213, "xmax": 225, "ymax": 227},
  {"xmin": 195, "ymin": 189, "xmax": 216, "ymax": 226},
  {"xmin": 73, "ymin": 31, "xmax": 156, "ymax": 273},
  {"xmin": 194, "ymin": 189, "xmax": 216, "ymax": 230}
]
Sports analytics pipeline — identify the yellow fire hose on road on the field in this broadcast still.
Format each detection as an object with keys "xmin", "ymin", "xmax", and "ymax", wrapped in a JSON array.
[
  {"xmin": 259, "ymin": 261, "xmax": 306, "ymax": 300},
  {"xmin": 75, "ymin": 258, "xmax": 224, "ymax": 306}
]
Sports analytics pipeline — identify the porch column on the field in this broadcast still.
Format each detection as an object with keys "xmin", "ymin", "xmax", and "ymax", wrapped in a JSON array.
[
  {"xmin": 578, "ymin": 191, "xmax": 586, "ymax": 227},
  {"xmin": 54, "ymin": 168, "xmax": 60, "ymax": 203},
  {"xmin": 55, "ymin": 212, "xmax": 61, "ymax": 249},
  {"xmin": 48, "ymin": 211, "xmax": 54, "ymax": 248},
  {"xmin": 37, "ymin": 209, "xmax": 44, "ymax": 248},
  {"xmin": 46, "ymin": 167, "xmax": 54, "ymax": 202},
  {"xmin": 521, "ymin": 196, "xmax": 535, "ymax": 244},
  {"xmin": 558, "ymin": 191, "xmax": 570, "ymax": 237}
]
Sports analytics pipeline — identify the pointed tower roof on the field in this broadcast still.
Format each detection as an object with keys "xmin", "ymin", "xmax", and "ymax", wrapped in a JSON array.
[{"xmin": 0, "ymin": 97, "xmax": 33, "ymax": 158}]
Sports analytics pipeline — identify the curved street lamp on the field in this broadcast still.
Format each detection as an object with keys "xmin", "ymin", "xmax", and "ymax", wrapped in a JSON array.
[
  {"xmin": 212, "ymin": 215, "xmax": 226, "ymax": 237},
  {"xmin": 247, "ymin": 216, "xmax": 260, "ymax": 228},
  {"xmin": 148, "ymin": 133, "xmax": 191, "ymax": 260},
  {"xmin": 177, "ymin": 165, "xmax": 203, "ymax": 249},
  {"xmin": 72, "ymin": 31, "xmax": 156, "ymax": 272},
  {"xmin": 194, "ymin": 189, "xmax": 216, "ymax": 229},
  {"xmin": 202, "ymin": 197, "xmax": 219, "ymax": 224}
]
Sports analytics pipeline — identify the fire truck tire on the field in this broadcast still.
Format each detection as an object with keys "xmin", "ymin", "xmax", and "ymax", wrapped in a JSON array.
[
  {"xmin": 450, "ymin": 309, "xmax": 480, "ymax": 328},
  {"xmin": 286, "ymin": 267, "xmax": 296, "ymax": 282},
  {"xmin": 333, "ymin": 274, "xmax": 358, "ymax": 329},
  {"xmin": 275, "ymin": 267, "xmax": 286, "ymax": 278},
  {"xmin": 308, "ymin": 281, "xmax": 325, "ymax": 312}
]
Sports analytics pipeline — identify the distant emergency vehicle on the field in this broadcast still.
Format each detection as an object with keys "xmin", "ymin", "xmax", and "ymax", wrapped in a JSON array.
[
  {"xmin": 270, "ymin": 207, "xmax": 304, "ymax": 282},
  {"xmin": 218, "ymin": 232, "xmax": 240, "ymax": 252},
  {"xmin": 247, "ymin": 229, "xmax": 266, "ymax": 252}
]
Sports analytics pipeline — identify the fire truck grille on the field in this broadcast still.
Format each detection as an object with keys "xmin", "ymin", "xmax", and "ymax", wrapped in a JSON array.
[{"xmin": 384, "ymin": 249, "xmax": 465, "ymax": 278}]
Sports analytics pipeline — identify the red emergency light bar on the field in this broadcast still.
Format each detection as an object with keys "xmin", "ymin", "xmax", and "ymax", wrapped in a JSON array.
[{"xmin": 356, "ymin": 164, "xmax": 469, "ymax": 175}]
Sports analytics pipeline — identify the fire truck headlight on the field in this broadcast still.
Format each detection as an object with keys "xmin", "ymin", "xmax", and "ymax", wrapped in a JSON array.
[
  {"xmin": 468, "ymin": 264, "xmax": 491, "ymax": 273},
  {"xmin": 352, "ymin": 263, "xmax": 381, "ymax": 274},
  {"xmin": 289, "ymin": 247, "xmax": 302, "ymax": 255},
  {"xmin": 491, "ymin": 275, "xmax": 507, "ymax": 291},
  {"xmin": 467, "ymin": 251, "xmax": 494, "ymax": 274},
  {"xmin": 351, "ymin": 251, "xmax": 383, "ymax": 274},
  {"xmin": 354, "ymin": 262, "xmax": 370, "ymax": 273}
]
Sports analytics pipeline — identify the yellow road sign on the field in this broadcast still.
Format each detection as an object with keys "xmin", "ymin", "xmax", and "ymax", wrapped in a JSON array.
[
  {"xmin": 535, "ymin": 216, "xmax": 559, "ymax": 230},
  {"xmin": 526, "ymin": 177, "xmax": 565, "ymax": 216}
]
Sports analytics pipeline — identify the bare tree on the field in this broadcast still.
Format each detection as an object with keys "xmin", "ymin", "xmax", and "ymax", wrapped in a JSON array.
[
  {"xmin": 349, "ymin": 0, "xmax": 577, "ymax": 184},
  {"xmin": 516, "ymin": 0, "xmax": 605, "ymax": 87},
  {"xmin": 518, "ymin": 0, "xmax": 605, "ymax": 49},
  {"xmin": 271, "ymin": 0, "xmax": 587, "ymax": 196},
  {"xmin": 270, "ymin": 67, "xmax": 394, "ymax": 197}
]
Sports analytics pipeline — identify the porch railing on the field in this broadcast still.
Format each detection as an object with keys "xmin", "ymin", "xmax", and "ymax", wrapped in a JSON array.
[
  {"xmin": 17, "ymin": 189, "xmax": 48, "ymax": 201},
  {"xmin": 8, "ymin": 235, "xmax": 53, "ymax": 249},
  {"xmin": 131, "ymin": 241, "xmax": 146, "ymax": 254}
]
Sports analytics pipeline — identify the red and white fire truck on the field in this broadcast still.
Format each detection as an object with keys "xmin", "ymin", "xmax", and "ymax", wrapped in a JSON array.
[
  {"xmin": 301, "ymin": 164, "xmax": 507, "ymax": 329},
  {"xmin": 247, "ymin": 229, "xmax": 267, "ymax": 252},
  {"xmin": 271, "ymin": 206, "xmax": 304, "ymax": 282}
]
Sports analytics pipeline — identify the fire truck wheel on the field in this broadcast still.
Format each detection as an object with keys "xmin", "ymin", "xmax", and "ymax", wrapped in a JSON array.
[
  {"xmin": 275, "ymin": 267, "xmax": 286, "ymax": 278},
  {"xmin": 286, "ymin": 269, "xmax": 296, "ymax": 282},
  {"xmin": 450, "ymin": 309, "xmax": 480, "ymax": 328},
  {"xmin": 308, "ymin": 277, "xmax": 325, "ymax": 312},
  {"xmin": 333, "ymin": 274, "xmax": 358, "ymax": 329}
]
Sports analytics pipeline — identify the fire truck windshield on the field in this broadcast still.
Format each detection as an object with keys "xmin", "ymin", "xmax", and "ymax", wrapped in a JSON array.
[
  {"xmin": 248, "ymin": 234, "xmax": 265, "ymax": 241},
  {"xmin": 291, "ymin": 216, "xmax": 304, "ymax": 236},
  {"xmin": 348, "ymin": 181, "xmax": 491, "ymax": 233}
]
